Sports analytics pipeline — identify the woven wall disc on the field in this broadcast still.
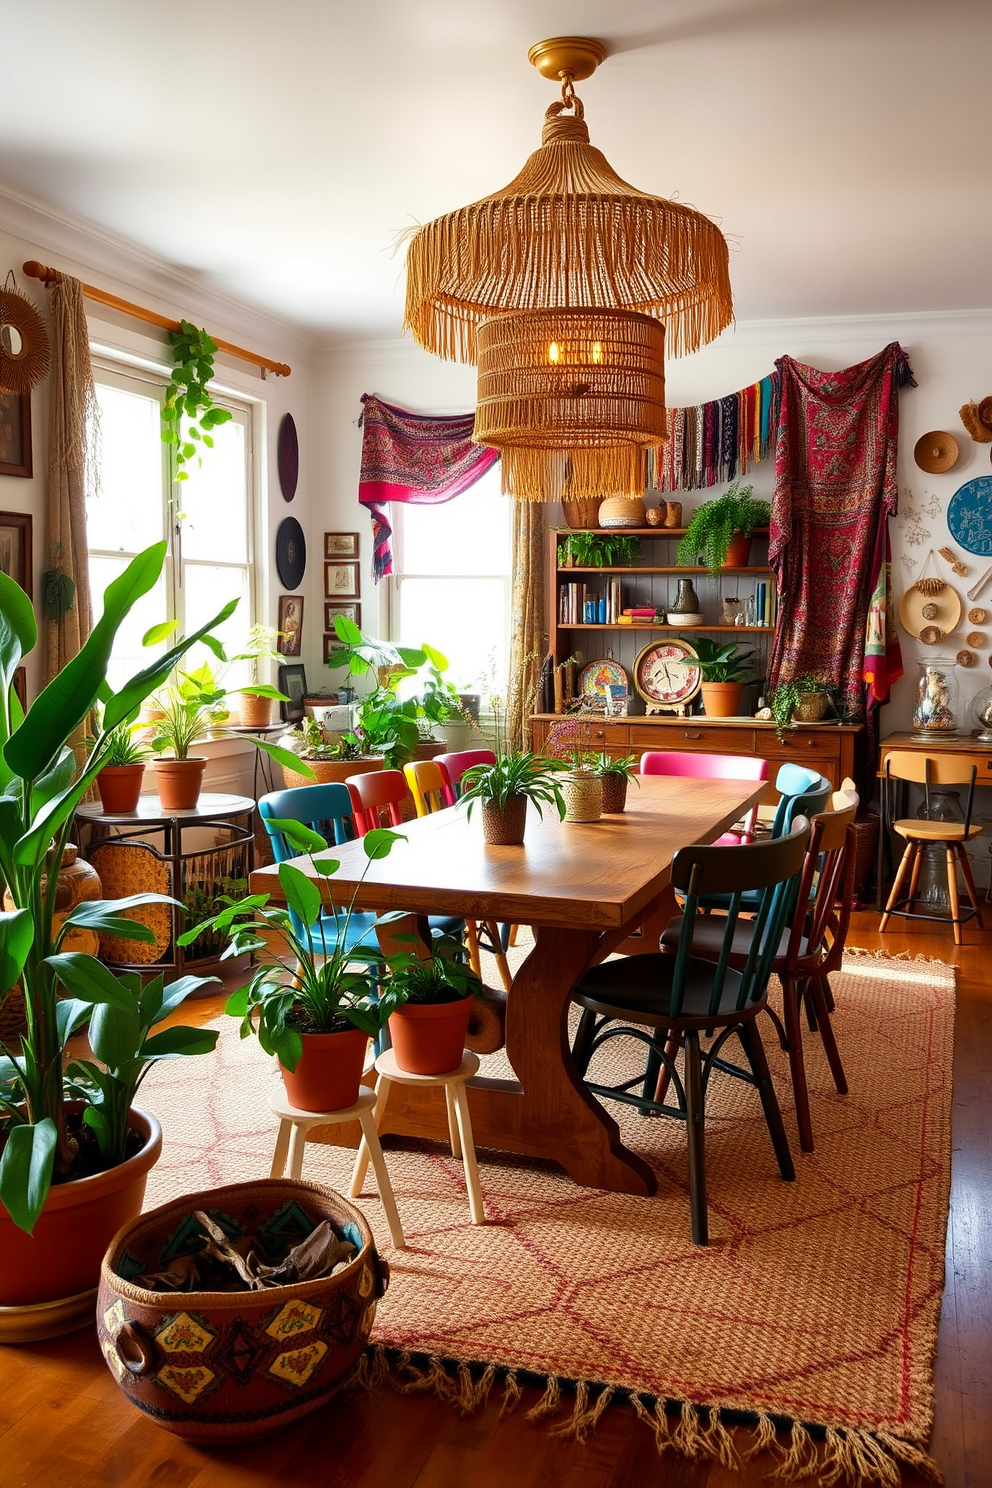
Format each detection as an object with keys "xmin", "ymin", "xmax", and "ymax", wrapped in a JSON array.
[
  {"xmin": 957, "ymin": 649, "xmax": 975, "ymax": 666},
  {"xmin": 913, "ymin": 431, "xmax": 959, "ymax": 474},
  {"xmin": 0, "ymin": 285, "xmax": 50, "ymax": 393},
  {"xmin": 919, "ymin": 625, "xmax": 944, "ymax": 645},
  {"xmin": 968, "ymin": 607, "xmax": 987, "ymax": 624},
  {"xmin": 967, "ymin": 631, "xmax": 985, "ymax": 647}
]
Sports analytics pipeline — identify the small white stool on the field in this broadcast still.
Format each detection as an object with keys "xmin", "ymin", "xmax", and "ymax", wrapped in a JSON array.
[
  {"xmin": 350, "ymin": 1050, "xmax": 485, "ymax": 1226},
  {"xmin": 268, "ymin": 1086, "xmax": 406, "ymax": 1249}
]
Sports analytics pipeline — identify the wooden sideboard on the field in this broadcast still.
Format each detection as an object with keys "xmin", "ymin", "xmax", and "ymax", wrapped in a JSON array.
[{"xmin": 531, "ymin": 713, "xmax": 861, "ymax": 797}]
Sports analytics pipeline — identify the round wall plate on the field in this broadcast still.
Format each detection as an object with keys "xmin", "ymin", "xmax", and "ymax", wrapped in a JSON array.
[
  {"xmin": 277, "ymin": 413, "xmax": 299, "ymax": 502},
  {"xmin": 947, "ymin": 476, "xmax": 992, "ymax": 555},
  {"xmin": 579, "ymin": 658, "xmax": 629, "ymax": 702},
  {"xmin": 276, "ymin": 517, "xmax": 306, "ymax": 590},
  {"xmin": 898, "ymin": 584, "xmax": 961, "ymax": 640}
]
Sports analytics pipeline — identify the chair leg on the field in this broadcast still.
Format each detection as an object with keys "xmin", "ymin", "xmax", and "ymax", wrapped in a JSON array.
[
  {"xmin": 465, "ymin": 919, "xmax": 482, "ymax": 978},
  {"xmin": 906, "ymin": 841, "xmax": 924, "ymax": 913},
  {"xmin": 820, "ymin": 975, "xmax": 835, "ymax": 1014},
  {"xmin": 956, "ymin": 844, "xmax": 985, "ymax": 930},
  {"xmin": 269, "ymin": 1118, "xmax": 292, "ymax": 1179},
  {"xmin": 287, "ymin": 1122, "xmax": 307, "ymax": 1181},
  {"xmin": 484, "ymin": 919, "xmax": 513, "ymax": 993},
  {"xmin": 445, "ymin": 1084, "xmax": 462, "ymax": 1159},
  {"xmin": 356, "ymin": 1108, "xmax": 406, "ymax": 1249},
  {"xmin": 572, "ymin": 1008, "xmax": 598, "ymax": 1077},
  {"xmin": 945, "ymin": 848, "xmax": 963, "ymax": 946},
  {"xmin": 803, "ymin": 979, "xmax": 819, "ymax": 1034},
  {"xmin": 508, "ymin": 924, "xmax": 519, "ymax": 947},
  {"xmin": 451, "ymin": 1083, "xmax": 485, "ymax": 1225},
  {"xmin": 781, "ymin": 976, "xmax": 814, "ymax": 1153},
  {"xmin": 879, "ymin": 839, "xmax": 916, "ymax": 931},
  {"xmin": 683, "ymin": 1032, "xmax": 708, "ymax": 1246},
  {"xmin": 809, "ymin": 977, "xmax": 848, "ymax": 1096},
  {"xmin": 651, "ymin": 1034, "xmax": 682, "ymax": 1106},
  {"xmin": 350, "ymin": 1074, "xmax": 389, "ymax": 1197},
  {"xmin": 738, "ymin": 1019, "xmax": 795, "ymax": 1181}
]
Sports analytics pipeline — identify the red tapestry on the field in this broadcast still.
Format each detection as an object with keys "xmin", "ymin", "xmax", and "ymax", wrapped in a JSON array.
[{"xmin": 768, "ymin": 343, "xmax": 915, "ymax": 717}]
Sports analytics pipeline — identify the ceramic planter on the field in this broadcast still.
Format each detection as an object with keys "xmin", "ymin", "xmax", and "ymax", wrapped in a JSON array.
[
  {"xmin": 722, "ymin": 533, "xmax": 753, "ymax": 567},
  {"xmin": 152, "ymin": 757, "xmax": 207, "ymax": 811},
  {"xmin": 388, "ymin": 997, "xmax": 473, "ymax": 1075},
  {"xmin": 96, "ymin": 1178, "xmax": 388, "ymax": 1443},
  {"xmin": 560, "ymin": 770, "xmax": 603, "ymax": 822},
  {"xmin": 793, "ymin": 691, "xmax": 829, "ymax": 723},
  {"xmin": 481, "ymin": 795, "xmax": 528, "ymax": 845},
  {"xmin": 279, "ymin": 1028, "xmax": 369, "ymax": 1113},
  {"xmin": 282, "ymin": 757, "xmax": 382, "ymax": 790},
  {"xmin": 0, "ymin": 1107, "xmax": 162, "ymax": 1342},
  {"xmin": 700, "ymin": 682, "xmax": 746, "ymax": 718},
  {"xmin": 600, "ymin": 774, "xmax": 630, "ymax": 813},
  {"xmin": 96, "ymin": 763, "xmax": 146, "ymax": 814},
  {"xmin": 238, "ymin": 693, "xmax": 273, "ymax": 729}
]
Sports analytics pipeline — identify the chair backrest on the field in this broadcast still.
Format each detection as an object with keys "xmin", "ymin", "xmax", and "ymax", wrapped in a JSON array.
[
  {"xmin": 669, "ymin": 819, "xmax": 811, "ymax": 1019},
  {"xmin": 346, "ymin": 768, "xmax": 409, "ymax": 835},
  {"xmin": 403, "ymin": 759, "xmax": 451, "ymax": 817},
  {"xmin": 884, "ymin": 750, "xmax": 977, "ymax": 835},
  {"xmin": 785, "ymin": 786, "xmax": 859, "ymax": 976},
  {"xmin": 434, "ymin": 749, "xmax": 496, "ymax": 797},
  {"xmin": 767, "ymin": 764, "xmax": 831, "ymax": 837},
  {"xmin": 638, "ymin": 751, "xmax": 769, "ymax": 784},
  {"xmin": 258, "ymin": 783, "xmax": 356, "ymax": 863}
]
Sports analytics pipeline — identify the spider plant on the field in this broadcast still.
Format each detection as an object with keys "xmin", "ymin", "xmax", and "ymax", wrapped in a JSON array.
[{"xmin": 458, "ymin": 752, "xmax": 567, "ymax": 819}]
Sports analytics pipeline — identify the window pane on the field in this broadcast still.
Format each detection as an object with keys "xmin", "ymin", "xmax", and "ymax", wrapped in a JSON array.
[
  {"xmin": 91, "ymin": 554, "xmax": 168, "ymax": 696},
  {"xmin": 399, "ymin": 469, "xmax": 510, "ymax": 576},
  {"xmin": 183, "ymin": 563, "xmax": 251, "ymax": 685},
  {"xmin": 395, "ymin": 577, "xmax": 507, "ymax": 691},
  {"xmin": 89, "ymin": 382, "xmax": 166, "ymax": 553},
  {"xmin": 179, "ymin": 413, "xmax": 249, "ymax": 564}
]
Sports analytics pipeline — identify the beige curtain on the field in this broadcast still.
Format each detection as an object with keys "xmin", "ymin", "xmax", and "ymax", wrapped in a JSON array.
[
  {"xmin": 505, "ymin": 499, "xmax": 547, "ymax": 752},
  {"xmin": 44, "ymin": 275, "xmax": 97, "ymax": 682}
]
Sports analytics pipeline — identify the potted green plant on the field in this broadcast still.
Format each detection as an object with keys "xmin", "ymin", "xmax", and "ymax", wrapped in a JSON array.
[
  {"xmin": 770, "ymin": 675, "xmax": 835, "ymax": 735},
  {"xmin": 378, "ymin": 934, "xmax": 483, "ymax": 1075},
  {"xmin": 677, "ymin": 481, "xmax": 771, "ymax": 574},
  {"xmin": 0, "ymin": 543, "xmax": 242, "ymax": 1331},
  {"xmin": 95, "ymin": 719, "xmax": 150, "ymax": 814},
  {"xmin": 281, "ymin": 718, "xmax": 383, "ymax": 790},
  {"xmin": 232, "ymin": 624, "xmax": 283, "ymax": 729},
  {"xmin": 593, "ymin": 753, "xmax": 639, "ymax": 813},
  {"xmin": 180, "ymin": 819, "xmax": 405, "ymax": 1113},
  {"xmin": 459, "ymin": 753, "xmax": 567, "ymax": 846},
  {"xmin": 694, "ymin": 637, "xmax": 756, "ymax": 718},
  {"xmin": 557, "ymin": 531, "xmax": 641, "ymax": 569}
]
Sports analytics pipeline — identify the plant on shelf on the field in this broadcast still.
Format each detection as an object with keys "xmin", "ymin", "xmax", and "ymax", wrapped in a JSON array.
[
  {"xmin": 558, "ymin": 531, "xmax": 641, "ymax": 568},
  {"xmin": 94, "ymin": 717, "xmax": 151, "ymax": 813},
  {"xmin": 592, "ymin": 752, "xmax": 639, "ymax": 814},
  {"xmin": 769, "ymin": 675, "xmax": 835, "ymax": 735},
  {"xmin": 459, "ymin": 752, "xmax": 567, "ymax": 846},
  {"xmin": 161, "ymin": 320, "xmax": 233, "ymax": 480},
  {"xmin": 180, "ymin": 819, "xmax": 406, "ymax": 1112},
  {"xmin": 677, "ymin": 481, "xmax": 771, "ymax": 574},
  {"xmin": 378, "ymin": 932, "xmax": 483, "ymax": 1075},
  {"xmin": 694, "ymin": 637, "xmax": 756, "ymax": 719}
]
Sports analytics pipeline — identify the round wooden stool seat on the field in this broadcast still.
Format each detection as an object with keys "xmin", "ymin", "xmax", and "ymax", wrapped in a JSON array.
[
  {"xmin": 268, "ymin": 1087, "xmax": 405, "ymax": 1249},
  {"xmin": 892, "ymin": 819, "xmax": 982, "ymax": 842},
  {"xmin": 350, "ymin": 1050, "xmax": 486, "ymax": 1225}
]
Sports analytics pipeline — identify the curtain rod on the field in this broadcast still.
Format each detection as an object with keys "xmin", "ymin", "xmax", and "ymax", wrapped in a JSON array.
[{"xmin": 22, "ymin": 260, "xmax": 292, "ymax": 378}]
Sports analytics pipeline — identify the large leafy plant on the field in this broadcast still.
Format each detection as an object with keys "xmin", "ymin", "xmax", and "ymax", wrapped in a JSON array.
[
  {"xmin": 692, "ymin": 637, "xmax": 756, "ymax": 683},
  {"xmin": 677, "ymin": 481, "xmax": 771, "ymax": 574}
]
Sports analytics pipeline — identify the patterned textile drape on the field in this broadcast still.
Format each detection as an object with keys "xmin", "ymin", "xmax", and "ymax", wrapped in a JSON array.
[
  {"xmin": 767, "ymin": 343, "xmax": 915, "ymax": 719},
  {"xmin": 44, "ymin": 275, "xmax": 98, "ymax": 682},
  {"xmin": 357, "ymin": 394, "xmax": 499, "ymax": 581},
  {"xmin": 646, "ymin": 372, "xmax": 780, "ymax": 492},
  {"xmin": 505, "ymin": 500, "xmax": 547, "ymax": 753}
]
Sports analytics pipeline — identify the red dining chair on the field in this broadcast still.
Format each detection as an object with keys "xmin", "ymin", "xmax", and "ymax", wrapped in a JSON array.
[
  {"xmin": 434, "ymin": 749, "xmax": 496, "ymax": 801},
  {"xmin": 640, "ymin": 751, "xmax": 770, "ymax": 845}
]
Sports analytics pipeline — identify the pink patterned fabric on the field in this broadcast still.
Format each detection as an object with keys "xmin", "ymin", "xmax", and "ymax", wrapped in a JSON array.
[{"xmin": 358, "ymin": 394, "xmax": 499, "ymax": 580}]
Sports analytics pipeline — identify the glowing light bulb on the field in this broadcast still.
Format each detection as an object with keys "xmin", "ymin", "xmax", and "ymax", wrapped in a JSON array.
[{"xmin": 548, "ymin": 342, "xmax": 560, "ymax": 363}]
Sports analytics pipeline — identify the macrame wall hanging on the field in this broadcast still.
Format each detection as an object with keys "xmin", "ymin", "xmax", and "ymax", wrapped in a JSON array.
[{"xmin": 0, "ymin": 271, "xmax": 51, "ymax": 393}]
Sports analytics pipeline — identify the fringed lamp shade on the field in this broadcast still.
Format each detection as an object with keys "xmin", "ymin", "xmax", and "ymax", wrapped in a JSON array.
[
  {"xmin": 474, "ymin": 308, "xmax": 666, "ymax": 501},
  {"xmin": 404, "ymin": 100, "xmax": 733, "ymax": 365}
]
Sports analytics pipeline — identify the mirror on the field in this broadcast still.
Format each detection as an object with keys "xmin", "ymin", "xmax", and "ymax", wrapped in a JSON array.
[{"xmin": 0, "ymin": 323, "xmax": 25, "ymax": 360}]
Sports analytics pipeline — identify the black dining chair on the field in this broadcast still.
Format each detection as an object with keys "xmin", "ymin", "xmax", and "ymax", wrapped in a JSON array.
[{"xmin": 571, "ymin": 820, "xmax": 811, "ymax": 1245}]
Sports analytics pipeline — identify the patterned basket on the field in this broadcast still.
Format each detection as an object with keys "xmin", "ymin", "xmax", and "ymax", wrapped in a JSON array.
[
  {"xmin": 88, "ymin": 841, "xmax": 172, "ymax": 965},
  {"xmin": 793, "ymin": 692, "xmax": 829, "ymax": 723},
  {"xmin": 560, "ymin": 770, "xmax": 603, "ymax": 823}
]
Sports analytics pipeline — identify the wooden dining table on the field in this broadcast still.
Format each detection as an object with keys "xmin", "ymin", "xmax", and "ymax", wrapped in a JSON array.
[{"xmin": 248, "ymin": 773, "xmax": 766, "ymax": 1197}]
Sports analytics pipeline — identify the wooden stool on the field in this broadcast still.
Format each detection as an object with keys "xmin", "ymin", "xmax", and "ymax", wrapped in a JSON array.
[
  {"xmin": 350, "ymin": 1051, "xmax": 485, "ymax": 1226},
  {"xmin": 268, "ymin": 1087, "xmax": 406, "ymax": 1249}
]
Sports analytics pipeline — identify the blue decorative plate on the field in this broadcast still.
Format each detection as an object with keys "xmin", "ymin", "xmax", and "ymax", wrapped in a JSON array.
[{"xmin": 947, "ymin": 477, "xmax": 992, "ymax": 555}]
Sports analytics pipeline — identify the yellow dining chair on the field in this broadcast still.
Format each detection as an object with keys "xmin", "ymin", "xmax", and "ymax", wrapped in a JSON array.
[{"xmin": 403, "ymin": 759, "xmax": 513, "ymax": 993}]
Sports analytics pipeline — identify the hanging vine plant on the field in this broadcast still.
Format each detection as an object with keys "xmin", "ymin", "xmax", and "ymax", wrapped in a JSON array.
[{"xmin": 161, "ymin": 320, "xmax": 233, "ymax": 480}]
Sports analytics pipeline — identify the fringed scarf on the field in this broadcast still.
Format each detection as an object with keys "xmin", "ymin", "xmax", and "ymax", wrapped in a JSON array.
[
  {"xmin": 358, "ymin": 394, "xmax": 499, "ymax": 580},
  {"xmin": 646, "ymin": 372, "xmax": 780, "ymax": 492}
]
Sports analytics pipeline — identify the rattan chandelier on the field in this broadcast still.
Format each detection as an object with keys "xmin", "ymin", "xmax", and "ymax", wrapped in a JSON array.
[{"xmin": 403, "ymin": 38, "xmax": 733, "ymax": 501}]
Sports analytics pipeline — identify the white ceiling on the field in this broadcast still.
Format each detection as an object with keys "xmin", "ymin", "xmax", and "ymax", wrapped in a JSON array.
[{"xmin": 2, "ymin": 0, "xmax": 991, "ymax": 342}]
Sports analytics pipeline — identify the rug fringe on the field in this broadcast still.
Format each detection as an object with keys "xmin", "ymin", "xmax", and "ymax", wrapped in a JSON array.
[{"xmin": 844, "ymin": 946, "xmax": 955, "ymax": 969}]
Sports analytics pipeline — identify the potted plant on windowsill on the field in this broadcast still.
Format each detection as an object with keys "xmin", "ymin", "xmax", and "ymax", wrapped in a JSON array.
[
  {"xmin": 677, "ymin": 481, "xmax": 771, "ymax": 574},
  {"xmin": 281, "ymin": 719, "xmax": 383, "ymax": 790},
  {"xmin": 694, "ymin": 638, "xmax": 756, "ymax": 718},
  {"xmin": 378, "ymin": 934, "xmax": 483, "ymax": 1076},
  {"xmin": 0, "ymin": 543, "xmax": 240, "ymax": 1337},
  {"xmin": 593, "ymin": 753, "xmax": 639, "ymax": 814},
  {"xmin": 459, "ymin": 753, "xmax": 567, "ymax": 846},
  {"xmin": 232, "ymin": 624, "xmax": 284, "ymax": 729},
  {"xmin": 95, "ymin": 720, "xmax": 150, "ymax": 814}
]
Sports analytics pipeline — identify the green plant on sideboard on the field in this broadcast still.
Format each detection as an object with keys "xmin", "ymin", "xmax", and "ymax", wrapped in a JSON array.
[{"xmin": 692, "ymin": 637, "xmax": 756, "ymax": 683}]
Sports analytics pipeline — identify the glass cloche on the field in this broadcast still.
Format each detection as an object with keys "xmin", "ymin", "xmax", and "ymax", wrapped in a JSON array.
[
  {"xmin": 911, "ymin": 656, "xmax": 960, "ymax": 739},
  {"xmin": 971, "ymin": 676, "xmax": 992, "ymax": 743}
]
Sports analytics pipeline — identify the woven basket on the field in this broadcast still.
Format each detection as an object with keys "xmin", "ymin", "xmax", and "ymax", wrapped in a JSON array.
[
  {"xmin": 793, "ymin": 692, "xmax": 829, "ymax": 723},
  {"xmin": 561, "ymin": 770, "xmax": 603, "ymax": 823},
  {"xmin": 562, "ymin": 498, "xmax": 602, "ymax": 529},
  {"xmin": 852, "ymin": 816, "xmax": 880, "ymax": 896},
  {"xmin": 600, "ymin": 774, "xmax": 629, "ymax": 813},
  {"xmin": 481, "ymin": 796, "xmax": 528, "ymax": 845}
]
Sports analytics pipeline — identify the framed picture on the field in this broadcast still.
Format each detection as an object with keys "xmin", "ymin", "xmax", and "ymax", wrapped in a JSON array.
[
  {"xmin": 0, "ymin": 393, "xmax": 32, "ymax": 478},
  {"xmin": 324, "ymin": 561, "xmax": 360, "ymax": 600},
  {"xmin": 323, "ymin": 633, "xmax": 346, "ymax": 666},
  {"xmin": 277, "ymin": 594, "xmax": 304, "ymax": 657},
  {"xmin": 0, "ymin": 511, "xmax": 33, "ymax": 597},
  {"xmin": 277, "ymin": 663, "xmax": 308, "ymax": 724},
  {"xmin": 324, "ymin": 531, "xmax": 359, "ymax": 559},
  {"xmin": 324, "ymin": 601, "xmax": 361, "ymax": 632}
]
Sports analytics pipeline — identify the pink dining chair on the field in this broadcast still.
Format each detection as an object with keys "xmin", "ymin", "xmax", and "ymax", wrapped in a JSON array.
[
  {"xmin": 434, "ymin": 749, "xmax": 496, "ymax": 800},
  {"xmin": 639, "ymin": 751, "xmax": 770, "ymax": 845}
]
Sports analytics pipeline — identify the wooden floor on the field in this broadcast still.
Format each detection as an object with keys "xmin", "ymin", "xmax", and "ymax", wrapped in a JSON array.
[{"xmin": 2, "ymin": 909, "xmax": 989, "ymax": 1488}]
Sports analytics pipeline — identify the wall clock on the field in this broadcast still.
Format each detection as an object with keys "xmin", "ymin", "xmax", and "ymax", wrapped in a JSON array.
[
  {"xmin": 276, "ymin": 516, "xmax": 306, "ymax": 590},
  {"xmin": 947, "ymin": 476, "xmax": 992, "ymax": 555},
  {"xmin": 277, "ymin": 413, "xmax": 299, "ymax": 501},
  {"xmin": 633, "ymin": 639, "xmax": 701, "ymax": 717}
]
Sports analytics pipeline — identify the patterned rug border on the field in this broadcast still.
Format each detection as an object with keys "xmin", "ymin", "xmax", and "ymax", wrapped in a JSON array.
[{"xmin": 351, "ymin": 1346, "xmax": 943, "ymax": 1487}]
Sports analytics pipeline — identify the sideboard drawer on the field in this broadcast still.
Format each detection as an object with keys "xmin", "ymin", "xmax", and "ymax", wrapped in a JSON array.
[
  {"xmin": 761, "ymin": 730, "xmax": 842, "ymax": 762},
  {"xmin": 628, "ymin": 725, "xmax": 756, "ymax": 755}
]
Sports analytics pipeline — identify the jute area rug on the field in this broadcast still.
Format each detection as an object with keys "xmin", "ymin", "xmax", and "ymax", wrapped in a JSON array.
[{"xmin": 143, "ymin": 944, "xmax": 954, "ymax": 1487}]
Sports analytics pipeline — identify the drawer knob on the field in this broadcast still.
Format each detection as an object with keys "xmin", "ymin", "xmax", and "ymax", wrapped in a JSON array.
[
  {"xmin": 682, "ymin": 730, "xmax": 702, "ymax": 740},
  {"xmin": 593, "ymin": 729, "xmax": 604, "ymax": 739}
]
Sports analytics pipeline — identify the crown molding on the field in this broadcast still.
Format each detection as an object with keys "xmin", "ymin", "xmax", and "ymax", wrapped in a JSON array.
[
  {"xmin": 718, "ymin": 308, "xmax": 992, "ymax": 347},
  {"xmin": 0, "ymin": 182, "xmax": 320, "ymax": 368}
]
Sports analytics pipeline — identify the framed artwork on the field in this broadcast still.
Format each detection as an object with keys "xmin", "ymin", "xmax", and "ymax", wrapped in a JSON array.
[
  {"xmin": 277, "ymin": 594, "xmax": 304, "ymax": 657},
  {"xmin": 324, "ymin": 561, "xmax": 360, "ymax": 600},
  {"xmin": 277, "ymin": 663, "xmax": 308, "ymax": 724},
  {"xmin": 323, "ymin": 633, "xmax": 346, "ymax": 666},
  {"xmin": 324, "ymin": 601, "xmax": 361, "ymax": 631},
  {"xmin": 0, "ymin": 392, "xmax": 32, "ymax": 478},
  {"xmin": 0, "ymin": 511, "xmax": 33, "ymax": 597},
  {"xmin": 324, "ymin": 531, "xmax": 359, "ymax": 559}
]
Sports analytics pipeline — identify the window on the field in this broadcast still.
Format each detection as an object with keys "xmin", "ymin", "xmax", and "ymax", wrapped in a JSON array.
[
  {"xmin": 88, "ymin": 365, "xmax": 254, "ymax": 692},
  {"xmin": 387, "ymin": 466, "xmax": 511, "ymax": 692}
]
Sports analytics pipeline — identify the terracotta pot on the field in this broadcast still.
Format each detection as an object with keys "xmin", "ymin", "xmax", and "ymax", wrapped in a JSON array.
[
  {"xmin": 388, "ymin": 997, "xmax": 473, "ymax": 1075},
  {"xmin": 481, "ymin": 795, "xmax": 528, "ymax": 846},
  {"xmin": 722, "ymin": 533, "xmax": 753, "ymax": 568},
  {"xmin": 96, "ymin": 1179, "xmax": 388, "ymax": 1442},
  {"xmin": 238, "ymin": 693, "xmax": 273, "ymax": 729},
  {"xmin": 700, "ymin": 681, "xmax": 746, "ymax": 718},
  {"xmin": 279, "ymin": 1028, "xmax": 369, "ymax": 1113},
  {"xmin": 282, "ymin": 756, "xmax": 383, "ymax": 790},
  {"xmin": 0, "ymin": 1108, "xmax": 161, "ymax": 1331},
  {"xmin": 560, "ymin": 770, "xmax": 602, "ymax": 822},
  {"xmin": 152, "ymin": 757, "xmax": 207, "ymax": 810},
  {"xmin": 600, "ymin": 774, "xmax": 629, "ymax": 813},
  {"xmin": 96, "ymin": 763, "xmax": 146, "ymax": 814}
]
